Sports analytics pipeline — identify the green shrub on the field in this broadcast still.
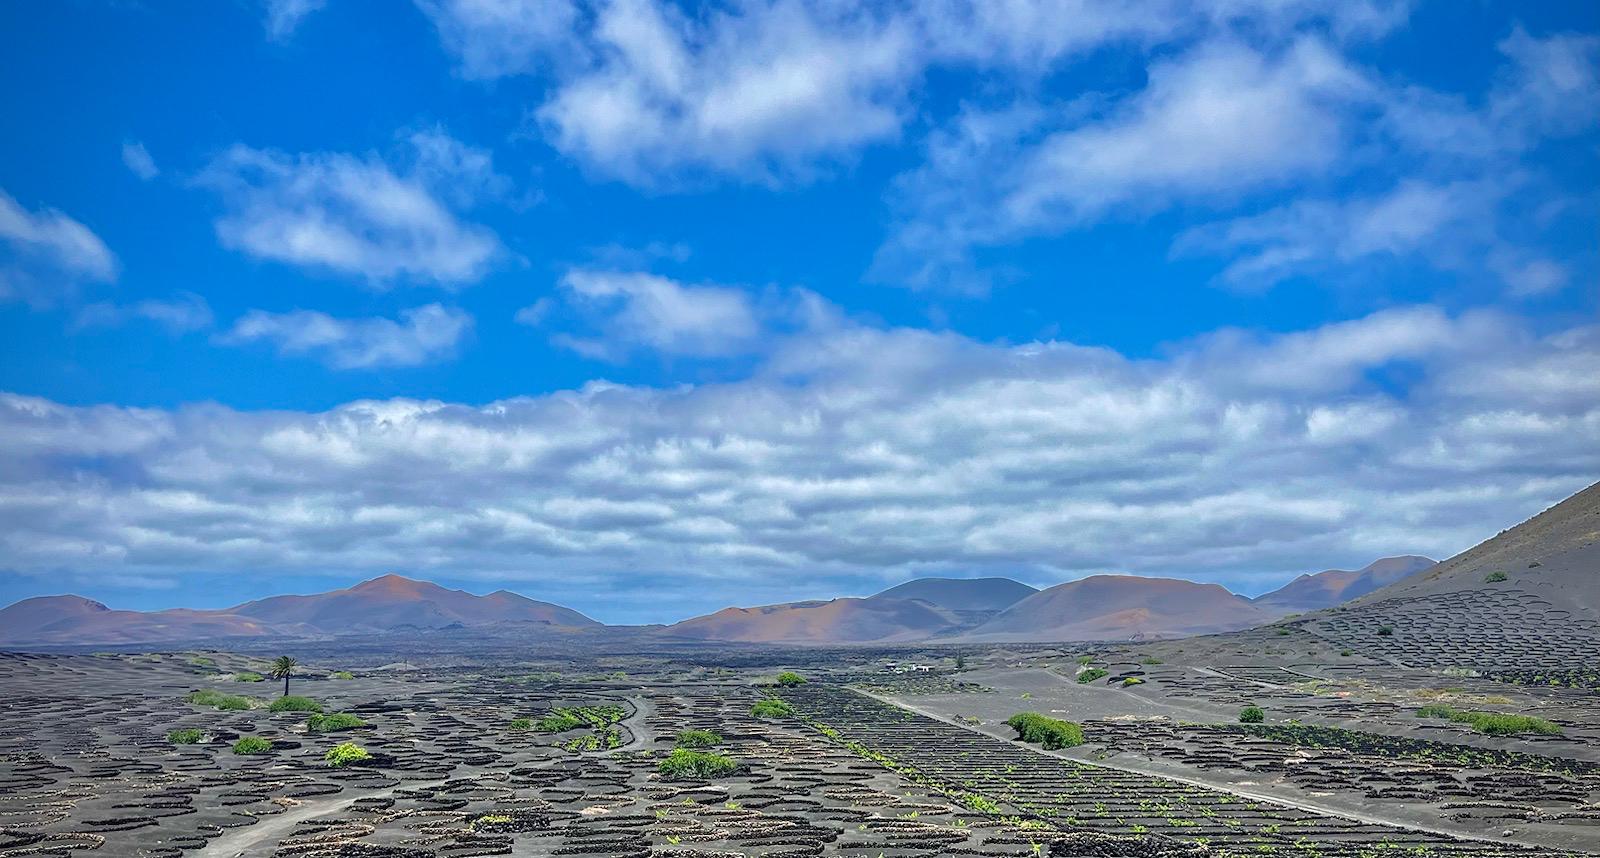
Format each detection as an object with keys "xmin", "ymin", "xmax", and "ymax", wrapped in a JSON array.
[
  {"xmin": 775, "ymin": 671, "xmax": 806, "ymax": 687},
  {"xmin": 657, "ymin": 748, "xmax": 740, "ymax": 780},
  {"xmin": 268, "ymin": 695, "xmax": 322, "ymax": 713},
  {"xmin": 750, "ymin": 699, "xmax": 793, "ymax": 719},
  {"xmin": 324, "ymin": 742, "xmax": 372, "ymax": 767},
  {"xmin": 330, "ymin": 671, "xmax": 355, "ymax": 680},
  {"xmin": 676, "ymin": 729, "xmax": 723, "ymax": 748},
  {"xmin": 234, "ymin": 671, "xmax": 265, "ymax": 682},
  {"xmin": 508, "ymin": 717, "xmax": 533, "ymax": 732},
  {"xmin": 1076, "ymin": 668, "xmax": 1109, "ymax": 684},
  {"xmin": 306, "ymin": 713, "xmax": 366, "ymax": 733},
  {"xmin": 1377, "ymin": 626, "xmax": 1394, "ymax": 636},
  {"xmin": 1416, "ymin": 705, "xmax": 1560, "ymax": 736},
  {"xmin": 187, "ymin": 689, "xmax": 255, "ymax": 710},
  {"xmin": 232, "ymin": 736, "xmax": 272, "ymax": 755},
  {"xmin": 1004, "ymin": 712, "xmax": 1085, "ymax": 749},
  {"xmin": 168, "ymin": 728, "xmax": 204, "ymax": 745},
  {"xmin": 1484, "ymin": 571, "xmax": 1509, "ymax": 583},
  {"xmin": 1121, "ymin": 676, "xmax": 1145, "ymax": 687},
  {"xmin": 1239, "ymin": 706, "xmax": 1265, "ymax": 723},
  {"xmin": 534, "ymin": 709, "xmax": 586, "ymax": 732}
]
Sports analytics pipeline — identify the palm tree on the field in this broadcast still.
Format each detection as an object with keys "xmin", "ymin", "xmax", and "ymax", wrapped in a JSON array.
[{"xmin": 268, "ymin": 656, "xmax": 298, "ymax": 697}]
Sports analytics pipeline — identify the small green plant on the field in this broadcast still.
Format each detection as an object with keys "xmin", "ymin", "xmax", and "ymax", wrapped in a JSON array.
[
  {"xmin": 232, "ymin": 736, "xmax": 272, "ymax": 755},
  {"xmin": 324, "ymin": 742, "xmax": 372, "ymax": 767},
  {"xmin": 1141, "ymin": 657, "xmax": 1163, "ymax": 665},
  {"xmin": 1484, "ymin": 571, "xmax": 1509, "ymax": 583},
  {"xmin": 268, "ymin": 695, "xmax": 322, "ymax": 713},
  {"xmin": 306, "ymin": 713, "xmax": 366, "ymax": 733},
  {"xmin": 657, "ymin": 748, "xmax": 740, "ymax": 780},
  {"xmin": 1239, "ymin": 706, "xmax": 1265, "ymax": 724},
  {"xmin": 330, "ymin": 671, "xmax": 355, "ymax": 680},
  {"xmin": 1005, "ymin": 712, "xmax": 1086, "ymax": 749},
  {"xmin": 1415, "ymin": 705, "xmax": 1561, "ymax": 736},
  {"xmin": 1377, "ymin": 626, "xmax": 1394, "ymax": 636},
  {"xmin": 676, "ymin": 729, "xmax": 722, "ymax": 748},
  {"xmin": 751, "ymin": 698, "xmax": 793, "ymax": 719},
  {"xmin": 1340, "ymin": 649, "xmax": 1353, "ymax": 657},
  {"xmin": 187, "ymin": 689, "xmax": 255, "ymax": 710},
  {"xmin": 168, "ymin": 728, "xmax": 204, "ymax": 745},
  {"xmin": 775, "ymin": 671, "xmax": 806, "ymax": 687},
  {"xmin": 534, "ymin": 709, "xmax": 585, "ymax": 732},
  {"xmin": 508, "ymin": 717, "xmax": 533, "ymax": 732},
  {"xmin": 233, "ymin": 671, "xmax": 265, "ymax": 682},
  {"xmin": 1121, "ymin": 676, "xmax": 1145, "ymax": 686},
  {"xmin": 1076, "ymin": 668, "xmax": 1109, "ymax": 684}
]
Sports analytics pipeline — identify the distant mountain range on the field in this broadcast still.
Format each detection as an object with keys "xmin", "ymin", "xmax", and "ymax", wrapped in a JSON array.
[
  {"xmin": 0, "ymin": 575, "xmax": 598, "ymax": 646},
  {"xmin": 0, "ymin": 558, "xmax": 1437, "ymax": 647}
]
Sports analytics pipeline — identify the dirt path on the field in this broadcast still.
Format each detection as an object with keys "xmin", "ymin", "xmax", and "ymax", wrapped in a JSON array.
[
  {"xmin": 194, "ymin": 774, "xmax": 451, "ymax": 858},
  {"xmin": 857, "ymin": 685, "xmax": 1540, "ymax": 852},
  {"xmin": 603, "ymin": 694, "xmax": 652, "ymax": 753}
]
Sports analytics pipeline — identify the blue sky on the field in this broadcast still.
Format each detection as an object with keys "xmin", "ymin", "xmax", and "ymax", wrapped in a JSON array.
[{"xmin": 0, "ymin": 0, "xmax": 1596, "ymax": 624}]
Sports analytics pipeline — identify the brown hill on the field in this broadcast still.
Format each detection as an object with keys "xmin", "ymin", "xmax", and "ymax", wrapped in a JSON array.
[
  {"xmin": 1252, "ymin": 555, "xmax": 1436, "ymax": 614},
  {"xmin": 0, "ymin": 596, "xmax": 285, "ymax": 645},
  {"xmin": 666, "ymin": 597, "xmax": 967, "ymax": 643},
  {"xmin": 0, "ymin": 574, "xmax": 597, "ymax": 646},
  {"xmin": 961, "ymin": 575, "xmax": 1278, "ymax": 642},
  {"xmin": 232, "ymin": 574, "xmax": 599, "ymax": 632},
  {"xmin": 869, "ymin": 577, "xmax": 1038, "ymax": 611}
]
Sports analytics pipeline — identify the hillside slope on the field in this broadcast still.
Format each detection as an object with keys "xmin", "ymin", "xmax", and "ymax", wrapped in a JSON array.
[
  {"xmin": 1253, "ymin": 555, "xmax": 1436, "ymax": 614},
  {"xmin": 869, "ymin": 577, "xmax": 1038, "ymax": 611},
  {"xmin": 961, "ymin": 575, "xmax": 1278, "ymax": 642}
]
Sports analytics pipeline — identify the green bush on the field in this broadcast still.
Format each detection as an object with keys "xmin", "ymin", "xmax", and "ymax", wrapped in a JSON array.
[
  {"xmin": 234, "ymin": 671, "xmax": 265, "ymax": 682},
  {"xmin": 232, "ymin": 736, "xmax": 272, "ymax": 755},
  {"xmin": 330, "ymin": 671, "xmax": 355, "ymax": 680},
  {"xmin": 1416, "ymin": 705, "xmax": 1560, "ymax": 736},
  {"xmin": 1239, "ymin": 706, "xmax": 1265, "ymax": 723},
  {"xmin": 750, "ymin": 698, "xmax": 793, "ymax": 719},
  {"xmin": 1484, "ymin": 571, "xmax": 1509, "ymax": 583},
  {"xmin": 168, "ymin": 728, "xmax": 204, "ymax": 744},
  {"xmin": 657, "ymin": 748, "xmax": 740, "ymax": 780},
  {"xmin": 775, "ymin": 671, "xmax": 806, "ymax": 687},
  {"xmin": 534, "ymin": 709, "xmax": 586, "ymax": 732},
  {"xmin": 508, "ymin": 717, "xmax": 533, "ymax": 732},
  {"xmin": 268, "ymin": 695, "xmax": 322, "ymax": 713},
  {"xmin": 1377, "ymin": 626, "xmax": 1394, "ymax": 636},
  {"xmin": 1004, "ymin": 712, "xmax": 1085, "ymax": 749},
  {"xmin": 1121, "ymin": 676, "xmax": 1145, "ymax": 686},
  {"xmin": 324, "ymin": 741, "xmax": 372, "ymax": 767},
  {"xmin": 676, "ymin": 729, "xmax": 723, "ymax": 748},
  {"xmin": 1076, "ymin": 668, "xmax": 1109, "ymax": 684},
  {"xmin": 306, "ymin": 713, "xmax": 366, "ymax": 733},
  {"xmin": 188, "ymin": 689, "xmax": 255, "ymax": 710}
]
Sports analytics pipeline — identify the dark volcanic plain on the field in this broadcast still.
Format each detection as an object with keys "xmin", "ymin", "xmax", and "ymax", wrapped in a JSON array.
[{"xmin": 1, "ymin": 484, "xmax": 1597, "ymax": 857}]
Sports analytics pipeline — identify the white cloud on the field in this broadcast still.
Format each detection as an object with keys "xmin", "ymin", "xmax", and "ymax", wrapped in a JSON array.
[
  {"xmin": 0, "ymin": 189, "xmax": 118, "ymax": 306},
  {"xmin": 121, "ymin": 141, "xmax": 159, "ymax": 181},
  {"xmin": 264, "ymin": 0, "xmax": 326, "ymax": 41},
  {"xmin": 414, "ymin": 0, "xmax": 580, "ymax": 79},
  {"xmin": 76, "ymin": 293, "xmax": 214, "ymax": 334},
  {"xmin": 195, "ymin": 130, "xmax": 507, "ymax": 286},
  {"xmin": 1, "ymin": 305, "xmax": 1594, "ymax": 619},
  {"xmin": 221, "ymin": 304, "xmax": 473, "ymax": 368},
  {"xmin": 550, "ymin": 269, "xmax": 763, "ymax": 360}
]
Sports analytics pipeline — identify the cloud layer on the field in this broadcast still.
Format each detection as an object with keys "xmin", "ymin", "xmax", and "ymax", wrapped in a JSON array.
[{"xmin": 4, "ymin": 306, "xmax": 1594, "ymax": 619}]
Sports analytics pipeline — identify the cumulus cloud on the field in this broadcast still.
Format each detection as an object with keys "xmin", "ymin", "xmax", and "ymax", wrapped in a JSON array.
[
  {"xmin": 414, "ymin": 0, "xmax": 581, "ymax": 79},
  {"xmin": 75, "ymin": 292, "xmax": 214, "ymax": 334},
  {"xmin": 0, "ymin": 189, "xmax": 118, "ymax": 306},
  {"xmin": 543, "ymin": 269, "xmax": 764, "ymax": 360},
  {"xmin": 221, "ymin": 303, "xmax": 474, "ymax": 368},
  {"xmin": 195, "ymin": 130, "xmax": 507, "ymax": 286},
  {"xmin": 1, "ymin": 306, "xmax": 1593, "ymax": 619},
  {"xmin": 121, "ymin": 141, "xmax": 159, "ymax": 180}
]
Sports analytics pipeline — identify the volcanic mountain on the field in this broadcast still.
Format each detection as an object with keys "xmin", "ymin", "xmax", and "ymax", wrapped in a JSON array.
[
  {"xmin": 960, "ymin": 575, "xmax": 1279, "ymax": 642},
  {"xmin": 0, "ymin": 574, "xmax": 597, "ymax": 646},
  {"xmin": 1251, "ymin": 555, "xmax": 1436, "ymax": 614},
  {"xmin": 663, "ymin": 576, "xmax": 1039, "ymax": 643}
]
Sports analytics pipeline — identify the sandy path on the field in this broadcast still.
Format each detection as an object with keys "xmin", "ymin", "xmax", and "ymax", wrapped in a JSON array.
[{"xmin": 194, "ymin": 774, "xmax": 453, "ymax": 858}]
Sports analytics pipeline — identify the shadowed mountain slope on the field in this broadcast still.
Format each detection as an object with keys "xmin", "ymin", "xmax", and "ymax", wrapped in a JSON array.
[
  {"xmin": 1252, "ymin": 555, "xmax": 1436, "ymax": 614},
  {"xmin": 961, "ymin": 575, "xmax": 1279, "ymax": 642},
  {"xmin": 869, "ymin": 576, "xmax": 1038, "ymax": 611},
  {"xmin": 0, "ymin": 596, "xmax": 288, "ymax": 645},
  {"xmin": 665, "ymin": 597, "xmax": 969, "ymax": 643}
]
